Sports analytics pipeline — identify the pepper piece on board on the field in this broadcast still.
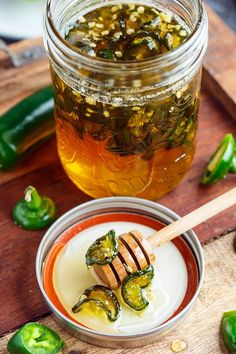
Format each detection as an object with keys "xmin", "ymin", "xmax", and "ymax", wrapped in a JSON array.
[
  {"xmin": 12, "ymin": 186, "xmax": 56, "ymax": 230},
  {"xmin": 72, "ymin": 285, "xmax": 121, "ymax": 322},
  {"xmin": 121, "ymin": 265, "xmax": 154, "ymax": 311},
  {"xmin": 7, "ymin": 322, "xmax": 64, "ymax": 354},
  {"xmin": 85, "ymin": 229, "xmax": 119, "ymax": 267},
  {"xmin": 229, "ymin": 156, "xmax": 236, "ymax": 173},
  {"xmin": 0, "ymin": 85, "xmax": 54, "ymax": 171},
  {"xmin": 221, "ymin": 311, "xmax": 236, "ymax": 353},
  {"xmin": 201, "ymin": 133, "xmax": 236, "ymax": 185}
]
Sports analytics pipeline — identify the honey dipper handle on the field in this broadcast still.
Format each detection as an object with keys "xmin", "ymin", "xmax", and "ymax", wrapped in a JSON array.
[{"xmin": 148, "ymin": 187, "xmax": 236, "ymax": 248}]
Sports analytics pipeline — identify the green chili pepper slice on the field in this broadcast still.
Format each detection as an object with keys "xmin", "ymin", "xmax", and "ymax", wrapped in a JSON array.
[
  {"xmin": 201, "ymin": 133, "xmax": 236, "ymax": 185},
  {"xmin": 221, "ymin": 311, "xmax": 236, "ymax": 353},
  {"xmin": 85, "ymin": 229, "xmax": 118, "ymax": 267},
  {"xmin": 121, "ymin": 265, "xmax": 154, "ymax": 311},
  {"xmin": 12, "ymin": 186, "xmax": 56, "ymax": 230},
  {"xmin": 99, "ymin": 49, "xmax": 115, "ymax": 60},
  {"xmin": 229, "ymin": 156, "xmax": 236, "ymax": 173},
  {"xmin": 7, "ymin": 322, "xmax": 64, "ymax": 354},
  {"xmin": 72, "ymin": 285, "xmax": 120, "ymax": 322}
]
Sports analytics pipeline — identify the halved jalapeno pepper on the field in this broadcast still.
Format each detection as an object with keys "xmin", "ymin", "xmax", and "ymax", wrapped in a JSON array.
[
  {"xmin": 85, "ymin": 229, "xmax": 118, "ymax": 267},
  {"xmin": 7, "ymin": 322, "xmax": 64, "ymax": 354},
  {"xmin": 121, "ymin": 265, "xmax": 154, "ymax": 311},
  {"xmin": 12, "ymin": 186, "xmax": 57, "ymax": 230},
  {"xmin": 72, "ymin": 285, "xmax": 120, "ymax": 322},
  {"xmin": 201, "ymin": 133, "xmax": 236, "ymax": 185}
]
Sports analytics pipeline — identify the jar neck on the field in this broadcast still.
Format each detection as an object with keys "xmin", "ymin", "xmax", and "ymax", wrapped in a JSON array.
[{"xmin": 45, "ymin": 0, "xmax": 208, "ymax": 90}]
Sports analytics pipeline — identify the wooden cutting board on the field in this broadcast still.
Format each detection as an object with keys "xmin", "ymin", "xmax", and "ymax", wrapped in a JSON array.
[
  {"xmin": 1, "ymin": 231, "xmax": 235, "ymax": 353},
  {"xmin": 0, "ymin": 5, "xmax": 235, "ymax": 337}
]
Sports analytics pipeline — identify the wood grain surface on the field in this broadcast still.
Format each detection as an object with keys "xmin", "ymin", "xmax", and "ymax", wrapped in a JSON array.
[
  {"xmin": 0, "ymin": 5, "xmax": 235, "ymax": 339},
  {"xmin": 203, "ymin": 5, "xmax": 236, "ymax": 121},
  {"xmin": 1, "ymin": 231, "xmax": 235, "ymax": 354}
]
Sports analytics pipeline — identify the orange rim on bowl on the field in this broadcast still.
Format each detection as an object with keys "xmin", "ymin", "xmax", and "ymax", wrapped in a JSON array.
[
  {"xmin": 43, "ymin": 213, "xmax": 199, "ymax": 329},
  {"xmin": 36, "ymin": 197, "xmax": 204, "ymax": 348}
]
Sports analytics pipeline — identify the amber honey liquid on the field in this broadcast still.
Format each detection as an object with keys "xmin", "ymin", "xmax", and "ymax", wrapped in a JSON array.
[{"xmin": 53, "ymin": 3, "xmax": 200, "ymax": 199}]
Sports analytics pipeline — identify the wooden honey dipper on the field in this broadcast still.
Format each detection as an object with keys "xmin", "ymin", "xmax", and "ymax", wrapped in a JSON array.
[{"xmin": 94, "ymin": 187, "xmax": 236, "ymax": 289}]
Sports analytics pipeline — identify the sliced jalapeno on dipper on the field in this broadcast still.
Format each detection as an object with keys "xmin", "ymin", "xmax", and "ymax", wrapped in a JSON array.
[
  {"xmin": 72, "ymin": 285, "xmax": 120, "ymax": 322},
  {"xmin": 85, "ymin": 229, "xmax": 118, "ymax": 267},
  {"xmin": 201, "ymin": 133, "xmax": 236, "ymax": 185},
  {"xmin": 121, "ymin": 265, "xmax": 154, "ymax": 311},
  {"xmin": 12, "ymin": 186, "xmax": 56, "ymax": 230},
  {"xmin": 7, "ymin": 322, "xmax": 64, "ymax": 354}
]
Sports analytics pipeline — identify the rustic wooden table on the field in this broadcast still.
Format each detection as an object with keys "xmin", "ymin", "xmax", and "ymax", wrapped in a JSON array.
[
  {"xmin": 0, "ymin": 5, "xmax": 235, "ymax": 354},
  {"xmin": 1, "ymin": 232, "xmax": 235, "ymax": 354}
]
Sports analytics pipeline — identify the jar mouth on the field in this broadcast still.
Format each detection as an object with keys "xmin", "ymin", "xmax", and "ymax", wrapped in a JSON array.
[
  {"xmin": 45, "ymin": 0, "xmax": 208, "ymax": 89},
  {"xmin": 46, "ymin": 0, "xmax": 204, "ymax": 69}
]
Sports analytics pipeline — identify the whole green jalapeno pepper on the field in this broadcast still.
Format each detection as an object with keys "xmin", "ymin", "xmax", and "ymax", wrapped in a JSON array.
[
  {"xmin": 12, "ymin": 185, "xmax": 56, "ymax": 230},
  {"xmin": 221, "ymin": 311, "xmax": 236, "ymax": 353},
  {"xmin": 0, "ymin": 85, "xmax": 54, "ymax": 171}
]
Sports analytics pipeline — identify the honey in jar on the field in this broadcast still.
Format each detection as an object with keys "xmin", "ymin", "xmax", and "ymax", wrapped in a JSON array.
[{"xmin": 45, "ymin": 0, "xmax": 208, "ymax": 199}]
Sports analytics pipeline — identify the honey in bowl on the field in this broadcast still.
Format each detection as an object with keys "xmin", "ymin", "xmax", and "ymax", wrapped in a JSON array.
[
  {"xmin": 49, "ymin": 1, "xmax": 205, "ymax": 199},
  {"xmin": 44, "ymin": 214, "xmax": 199, "ymax": 334}
]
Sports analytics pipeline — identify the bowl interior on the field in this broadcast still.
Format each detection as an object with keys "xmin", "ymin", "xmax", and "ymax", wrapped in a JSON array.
[{"xmin": 42, "ymin": 211, "xmax": 199, "ymax": 335}]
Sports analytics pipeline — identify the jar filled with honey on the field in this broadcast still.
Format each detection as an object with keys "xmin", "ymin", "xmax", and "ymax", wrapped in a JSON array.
[{"xmin": 45, "ymin": 0, "xmax": 208, "ymax": 199}]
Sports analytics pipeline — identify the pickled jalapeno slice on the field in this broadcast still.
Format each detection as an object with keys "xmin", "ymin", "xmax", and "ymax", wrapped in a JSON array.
[
  {"xmin": 85, "ymin": 229, "xmax": 118, "ymax": 267},
  {"xmin": 201, "ymin": 133, "xmax": 236, "ymax": 185},
  {"xmin": 121, "ymin": 265, "xmax": 154, "ymax": 311},
  {"xmin": 72, "ymin": 285, "xmax": 121, "ymax": 322},
  {"xmin": 65, "ymin": 4, "xmax": 189, "ymax": 61}
]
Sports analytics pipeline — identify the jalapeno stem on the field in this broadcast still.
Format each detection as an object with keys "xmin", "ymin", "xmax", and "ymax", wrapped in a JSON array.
[{"xmin": 24, "ymin": 186, "xmax": 42, "ymax": 210}]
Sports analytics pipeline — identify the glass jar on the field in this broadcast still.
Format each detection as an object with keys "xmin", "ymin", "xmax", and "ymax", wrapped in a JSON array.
[{"xmin": 44, "ymin": 0, "xmax": 208, "ymax": 199}]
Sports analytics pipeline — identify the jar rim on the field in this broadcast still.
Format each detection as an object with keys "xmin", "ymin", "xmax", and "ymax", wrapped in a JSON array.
[
  {"xmin": 44, "ymin": 0, "xmax": 208, "ymax": 91},
  {"xmin": 45, "ymin": 0, "xmax": 205, "ymax": 71}
]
